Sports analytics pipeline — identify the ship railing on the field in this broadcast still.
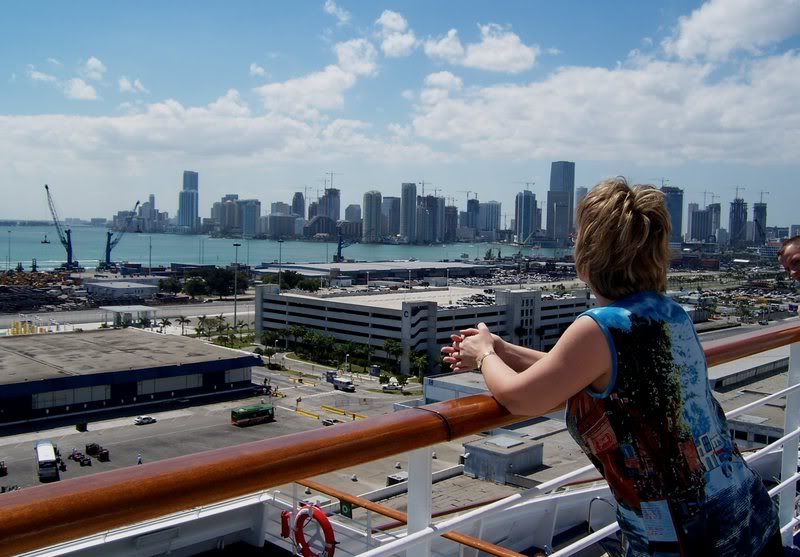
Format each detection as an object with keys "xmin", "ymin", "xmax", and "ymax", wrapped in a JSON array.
[{"xmin": 0, "ymin": 322, "xmax": 798, "ymax": 557}]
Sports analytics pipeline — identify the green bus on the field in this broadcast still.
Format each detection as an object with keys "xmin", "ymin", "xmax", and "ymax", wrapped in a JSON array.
[{"xmin": 231, "ymin": 403, "xmax": 275, "ymax": 427}]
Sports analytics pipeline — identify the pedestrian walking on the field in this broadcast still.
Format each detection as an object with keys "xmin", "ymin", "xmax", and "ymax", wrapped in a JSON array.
[{"xmin": 137, "ymin": 453, "xmax": 143, "ymax": 465}]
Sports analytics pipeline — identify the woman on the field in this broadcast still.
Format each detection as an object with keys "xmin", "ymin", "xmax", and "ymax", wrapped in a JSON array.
[{"xmin": 443, "ymin": 178, "xmax": 781, "ymax": 556}]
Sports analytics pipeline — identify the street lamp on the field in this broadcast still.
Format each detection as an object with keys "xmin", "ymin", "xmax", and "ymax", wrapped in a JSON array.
[
  {"xmin": 277, "ymin": 239, "xmax": 284, "ymax": 292},
  {"xmin": 6, "ymin": 230, "xmax": 10, "ymax": 272},
  {"xmin": 233, "ymin": 242, "xmax": 241, "ymax": 331},
  {"xmin": 345, "ymin": 353, "xmax": 350, "ymax": 379}
]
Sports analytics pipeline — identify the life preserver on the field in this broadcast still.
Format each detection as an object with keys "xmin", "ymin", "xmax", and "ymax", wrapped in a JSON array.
[{"xmin": 294, "ymin": 504, "xmax": 336, "ymax": 557}]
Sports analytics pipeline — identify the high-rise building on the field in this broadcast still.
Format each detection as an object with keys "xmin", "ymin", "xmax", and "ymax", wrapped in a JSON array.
[
  {"xmin": 382, "ymin": 196, "xmax": 401, "ymax": 236},
  {"xmin": 546, "ymin": 190, "xmax": 570, "ymax": 241},
  {"xmin": 753, "ymin": 202, "xmax": 767, "ymax": 246},
  {"xmin": 271, "ymin": 202, "xmax": 291, "ymax": 215},
  {"xmin": 478, "ymin": 201, "xmax": 502, "ymax": 233},
  {"xmin": 549, "ymin": 161, "xmax": 576, "ymax": 232},
  {"xmin": 291, "ymin": 192, "xmax": 305, "ymax": 219},
  {"xmin": 514, "ymin": 190, "xmax": 537, "ymax": 244},
  {"xmin": 400, "ymin": 183, "xmax": 417, "ymax": 243},
  {"xmin": 177, "ymin": 171, "xmax": 199, "ymax": 232},
  {"xmin": 791, "ymin": 225, "xmax": 800, "ymax": 238},
  {"xmin": 419, "ymin": 196, "xmax": 445, "ymax": 243},
  {"xmin": 238, "ymin": 199, "xmax": 261, "ymax": 238},
  {"xmin": 466, "ymin": 198, "xmax": 480, "ymax": 230},
  {"xmin": 308, "ymin": 201, "xmax": 319, "ymax": 220},
  {"xmin": 415, "ymin": 204, "xmax": 430, "ymax": 244},
  {"xmin": 691, "ymin": 209, "xmax": 712, "ymax": 242},
  {"xmin": 345, "ymin": 204, "xmax": 362, "ymax": 223},
  {"xmin": 444, "ymin": 205, "xmax": 458, "ymax": 243},
  {"xmin": 729, "ymin": 198, "xmax": 748, "ymax": 248},
  {"xmin": 660, "ymin": 186, "xmax": 684, "ymax": 243},
  {"xmin": 319, "ymin": 188, "xmax": 341, "ymax": 221},
  {"xmin": 708, "ymin": 202, "xmax": 721, "ymax": 235},
  {"xmin": 362, "ymin": 191, "xmax": 382, "ymax": 243},
  {"xmin": 687, "ymin": 203, "xmax": 699, "ymax": 240}
]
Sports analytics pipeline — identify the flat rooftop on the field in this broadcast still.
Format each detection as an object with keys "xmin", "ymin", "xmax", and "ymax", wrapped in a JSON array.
[
  {"xmin": 0, "ymin": 328, "xmax": 254, "ymax": 385},
  {"xmin": 257, "ymin": 260, "xmax": 490, "ymax": 275},
  {"xmin": 87, "ymin": 282, "xmax": 157, "ymax": 289},
  {"xmin": 277, "ymin": 286, "xmax": 497, "ymax": 311}
]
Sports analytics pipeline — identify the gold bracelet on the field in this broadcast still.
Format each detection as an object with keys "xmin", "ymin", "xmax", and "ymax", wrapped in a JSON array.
[{"xmin": 477, "ymin": 350, "xmax": 496, "ymax": 371}]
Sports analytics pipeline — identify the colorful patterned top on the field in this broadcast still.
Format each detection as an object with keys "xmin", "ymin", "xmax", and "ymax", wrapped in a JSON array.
[{"xmin": 565, "ymin": 291, "xmax": 779, "ymax": 556}]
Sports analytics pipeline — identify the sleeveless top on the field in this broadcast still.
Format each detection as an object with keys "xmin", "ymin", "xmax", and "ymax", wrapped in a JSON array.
[{"xmin": 565, "ymin": 291, "xmax": 779, "ymax": 557}]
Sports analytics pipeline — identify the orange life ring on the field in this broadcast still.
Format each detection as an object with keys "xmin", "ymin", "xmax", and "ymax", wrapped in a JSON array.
[{"xmin": 294, "ymin": 504, "xmax": 336, "ymax": 557}]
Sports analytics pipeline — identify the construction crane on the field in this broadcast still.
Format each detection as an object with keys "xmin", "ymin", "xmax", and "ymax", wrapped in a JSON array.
[
  {"xmin": 431, "ymin": 187, "xmax": 442, "ymax": 197},
  {"xmin": 102, "ymin": 200, "xmax": 140, "ymax": 268},
  {"xmin": 326, "ymin": 171, "xmax": 342, "ymax": 190},
  {"xmin": 758, "ymin": 190, "xmax": 770, "ymax": 204},
  {"xmin": 418, "ymin": 180, "xmax": 431, "ymax": 196},
  {"xmin": 701, "ymin": 190, "xmax": 716, "ymax": 207},
  {"xmin": 733, "ymin": 185, "xmax": 746, "ymax": 199},
  {"xmin": 513, "ymin": 181, "xmax": 536, "ymax": 190},
  {"xmin": 457, "ymin": 190, "xmax": 475, "ymax": 200},
  {"xmin": 44, "ymin": 184, "xmax": 78, "ymax": 270}
]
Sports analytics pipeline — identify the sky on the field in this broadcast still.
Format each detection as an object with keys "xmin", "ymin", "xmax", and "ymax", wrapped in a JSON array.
[{"xmin": 1, "ymin": 0, "xmax": 799, "ymax": 228}]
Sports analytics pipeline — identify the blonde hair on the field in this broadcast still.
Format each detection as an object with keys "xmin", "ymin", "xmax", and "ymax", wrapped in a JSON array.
[{"xmin": 575, "ymin": 177, "xmax": 671, "ymax": 300}]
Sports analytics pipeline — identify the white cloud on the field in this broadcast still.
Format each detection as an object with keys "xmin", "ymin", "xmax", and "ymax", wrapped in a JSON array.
[
  {"xmin": 425, "ymin": 24, "xmax": 538, "ymax": 73},
  {"xmin": 254, "ymin": 65, "xmax": 357, "ymax": 118},
  {"xmin": 401, "ymin": 89, "xmax": 415, "ymax": 100},
  {"xmin": 423, "ymin": 29, "xmax": 464, "ymax": 64},
  {"xmin": 410, "ymin": 52, "xmax": 800, "ymax": 163},
  {"xmin": 119, "ymin": 76, "xmax": 149, "ymax": 94},
  {"xmin": 424, "ymin": 71, "xmax": 463, "ymax": 91},
  {"xmin": 63, "ymin": 78, "xmax": 98, "ymax": 100},
  {"xmin": 47, "ymin": 57, "xmax": 62, "ymax": 66},
  {"xmin": 81, "ymin": 56, "xmax": 107, "ymax": 81},
  {"xmin": 249, "ymin": 63, "xmax": 267, "ymax": 77},
  {"xmin": 323, "ymin": 0, "xmax": 350, "ymax": 25},
  {"xmin": 545, "ymin": 47, "xmax": 562, "ymax": 56},
  {"xmin": 335, "ymin": 38, "xmax": 378, "ymax": 76},
  {"xmin": 26, "ymin": 64, "xmax": 57, "ymax": 82},
  {"xmin": 375, "ymin": 10, "xmax": 417, "ymax": 57},
  {"xmin": 663, "ymin": 0, "xmax": 800, "ymax": 60}
]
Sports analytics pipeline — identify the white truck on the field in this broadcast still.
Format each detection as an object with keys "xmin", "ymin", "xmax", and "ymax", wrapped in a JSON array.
[{"xmin": 332, "ymin": 377, "xmax": 356, "ymax": 392}]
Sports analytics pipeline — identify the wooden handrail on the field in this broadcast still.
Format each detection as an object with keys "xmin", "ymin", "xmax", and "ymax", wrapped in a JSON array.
[{"xmin": 0, "ymin": 321, "xmax": 798, "ymax": 556}]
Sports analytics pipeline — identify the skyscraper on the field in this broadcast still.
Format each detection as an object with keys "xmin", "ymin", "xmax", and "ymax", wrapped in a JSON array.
[
  {"xmin": 308, "ymin": 201, "xmax": 319, "ymax": 220},
  {"xmin": 753, "ymin": 202, "xmax": 767, "ymax": 246},
  {"xmin": 400, "ymin": 182, "xmax": 417, "ymax": 243},
  {"xmin": 291, "ymin": 192, "xmax": 305, "ymax": 219},
  {"xmin": 546, "ymin": 190, "xmax": 570, "ymax": 241},
  {"xmin": 478, "ymin": 201, "xmax": 502, "ymax": 233},
  {"xmin": 466, "ymin": 198, "xmax": 480, "ymax": 230},
  {"xmin": 345, "ymin": 204, "xmax": 362, "ymax": 223},
  {"xmin": 444, "ymin": 205, "xmax": 458, "ymax": 243},
  {"xmin": 177, "ymin": 170, "xmax": 199, "ymax": 232},
  {"xmin": 575, "ymin": 186, "xmax": 588, "ymax": 221},
  {"xmin": 362, "ymin": 191, "xmax": 382, "ymax": 243},
  {"xmin": 729, "ymin": 198, "xmax": 748, "ymax": 248},
  {"xmin": 381, "ymin": 196, "xmax": 401, "ymax": 236},
  {"xmin": 319, "ymin": 188, "xmax": 341, "ymax": 221},
  {"xmin": 708, "ymin": 202, "xmax": 721, "ymax": 234},
  {"xmin": 660, "ymin": 186, "xmax": 684, "ymax": 243},
  {"xmin": 687, "ymin": 203, "xmax": 699, "ymax": 240},
  {"xmin": 238, "ymin": 199, "xmax": 261, "ymax": 238},
  {"xmin": 691, "ymin": 208, "xmax": 712, "ymax": 242},
  {"xmin": 549, "ymin": 161, "xmax": 576, "ymax": 232},
  {"xmin": 514, "ymin": 190, "xmax": 537, "ymax": 244}
]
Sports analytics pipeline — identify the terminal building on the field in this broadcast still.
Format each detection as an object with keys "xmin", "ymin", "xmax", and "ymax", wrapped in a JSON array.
[
  {"xmin": 256, "ymin": 284, "xmax": 592, "ymax": 374},
  {"xmin": 0, "ymin": 329, "xmax": 261, "ymax": 425}
]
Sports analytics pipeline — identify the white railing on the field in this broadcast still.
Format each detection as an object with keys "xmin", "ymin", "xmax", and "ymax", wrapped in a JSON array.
[{"xmin": 359, "ymin": 339, "xmax": 800, "ymax": 557}]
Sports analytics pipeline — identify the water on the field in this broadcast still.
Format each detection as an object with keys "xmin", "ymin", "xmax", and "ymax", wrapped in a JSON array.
[{"xmin": 1, "ymin": 225, "xmax": 566, "ymax": 271}]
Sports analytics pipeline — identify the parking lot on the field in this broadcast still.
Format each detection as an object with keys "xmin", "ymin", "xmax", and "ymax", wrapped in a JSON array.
[{"xmin": 0, "ymin": 368, "xmax": 411, "ymax": 491}]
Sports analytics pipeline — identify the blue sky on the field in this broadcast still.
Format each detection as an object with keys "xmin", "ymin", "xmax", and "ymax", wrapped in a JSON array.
[{"xmin": 1, "ymin": 0, "xmax": 799, "ymax": 230}]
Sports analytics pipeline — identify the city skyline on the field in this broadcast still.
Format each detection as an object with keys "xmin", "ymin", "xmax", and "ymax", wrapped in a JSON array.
[{"xmin": 1, "ymin": 0, "xmax": 799, "ymax": 224}]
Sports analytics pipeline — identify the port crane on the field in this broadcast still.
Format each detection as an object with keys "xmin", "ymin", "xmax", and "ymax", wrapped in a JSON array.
[
  {"xmin": 332, "ymin": 226, "xmax": 354, "ymax": 263},
  {"xmin": 102, "ymin": 200, "xmax": 140, "ymax": 268},
  {"xmin": 44, "ymin": 184, "xmax": 78, "ymax": 270}
]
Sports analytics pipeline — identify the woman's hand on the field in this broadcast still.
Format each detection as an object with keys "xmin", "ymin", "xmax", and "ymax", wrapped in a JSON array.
[
  {"xmin": 459, "ymin": 323, "xmax": 495, "ymax": 366},
  {"xmin": 442, "ymin": 326, "xmax": 504, "ymax": 372}
]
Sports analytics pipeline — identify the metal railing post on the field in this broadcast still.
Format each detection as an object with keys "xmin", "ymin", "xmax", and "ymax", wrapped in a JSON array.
[
  {"xmin": 780, "ymin": 341, "xmax": 800, "ymax": 545},
  {"xmin": 407, "ymin": 447, "xmax": 433, "ymax": 557}
]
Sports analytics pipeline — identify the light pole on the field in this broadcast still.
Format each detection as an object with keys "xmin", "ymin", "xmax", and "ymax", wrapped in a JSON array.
[
  {"xmin": 278, "ymin": 239, "xmax": 284, "ymax": 292},
  {"xmin": 366, "ymin": 271, "xmax": 370, "ymax": 290},
  {"xmin": 6, "ymin": 230, "xmax": 10, "ymax": 272},
  {"xmin": 233, "ymin": 242, "xmax": 241, "ymax": 331},
  {"xmin": 345, "ymin": 353, "xmax": 350, "ymax": 379}
]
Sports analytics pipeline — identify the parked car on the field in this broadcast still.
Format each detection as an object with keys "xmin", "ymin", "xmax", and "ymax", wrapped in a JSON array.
[
  {"xmin": 382, "ymin": 383, "xmax": 404, "ymax": 392},
  {"xmin": 322, "ymin": 418, "xmax": 343, "ymax": 426},
  {"xmin": 134, "ymin": 415, "xmax": 157, "ymax": 425}
]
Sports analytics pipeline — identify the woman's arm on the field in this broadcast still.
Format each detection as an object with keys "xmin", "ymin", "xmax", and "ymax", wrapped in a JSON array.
[
  {"xmin": 459, "ymin": 318, "xmax": 611, "ymax": 417},
  {"xmin": 442, "ymin": 331, "xmax": 547, "ymax": 373}
]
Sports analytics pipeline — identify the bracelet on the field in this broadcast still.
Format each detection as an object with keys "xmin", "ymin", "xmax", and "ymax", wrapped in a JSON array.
[{"xmin": 477, "ymin": 350, "xmax": 496, "ymax": 371}]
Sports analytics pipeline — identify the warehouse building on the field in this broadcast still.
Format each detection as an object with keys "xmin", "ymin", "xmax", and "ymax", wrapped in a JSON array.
[
  {"xmin": 256, "ymin": 284, "xmax": 592, "ymax": 374},
  {"xmin": 84, "ymin": 281, "xmax": 158, "ymax": 301},
  {"xmin": 0, "ymin": 329, "xmax": 261, "ymax": 425}
]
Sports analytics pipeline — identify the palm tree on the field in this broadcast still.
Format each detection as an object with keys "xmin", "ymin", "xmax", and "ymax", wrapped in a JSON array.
[
  {"xmin": 196, "ymin": 315, "xmax": 208, "ymax": 338},
  {"xmin": 175, "ymin": 316, "xmax": 190, "ymax": 336},
  {"xmin": 159, "ymin": 317, "xmax": 172, "ymax": 333},
  {"xmin": 384, "ymin": 339, "xmax": 403, "ymax": 373},
  {"xmin": 412, "ymin": 352, "xmax": 429, "ymax": 380}
]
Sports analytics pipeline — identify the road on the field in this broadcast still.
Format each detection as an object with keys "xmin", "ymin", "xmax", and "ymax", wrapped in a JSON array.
[
  {"xmin": 698, "ymin": 316, "xmax": 798, "ymax": 342},
  {"xmin": 0, "ymin": 301, "xmax": 255, "ymax": 328},
  {"xmin": 0, "ymin": 366, "xmax": 412, "ymax": 491}
]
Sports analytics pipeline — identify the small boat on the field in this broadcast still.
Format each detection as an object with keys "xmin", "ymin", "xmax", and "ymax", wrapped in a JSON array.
[{"xmin": 41, "ymin": 235, "xmax": 50, "ymax": 244}]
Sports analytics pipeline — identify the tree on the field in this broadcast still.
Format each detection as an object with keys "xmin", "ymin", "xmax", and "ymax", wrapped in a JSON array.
[
  {"xmin": 175, "ymin": 316, "xmax": 190, "ymax": 336},
  {"xmin": 203, "ymin": 267, "xmax": 245, "ymax": 298},
  {"xmin": 158, "ymin": 277, "xmax": 182, "ymax": 294},
  {"xmin": 384, "ymin": 339, "xmax": 403, "ymax": 373},
  {"xmin": 183, "ymin": 277, "xmax": 208, "ymax": 299},
  {"xmin": 159, "ymin": 317, "xmax": 172, "ymax": 333},
  {"xmin": 196, "ymin": 315, "xmax": 209, "ymax": 338},
  {"xmin": 263, "ymin": 347, "xmax": 277, "ymax": 364},
  {"xmin": 412, "ymin": 353, "xmax": 429, "ymax": 380},
  {"xmin": 484, "ymin": 249, "xmax": 494, "ymax": 260}
]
